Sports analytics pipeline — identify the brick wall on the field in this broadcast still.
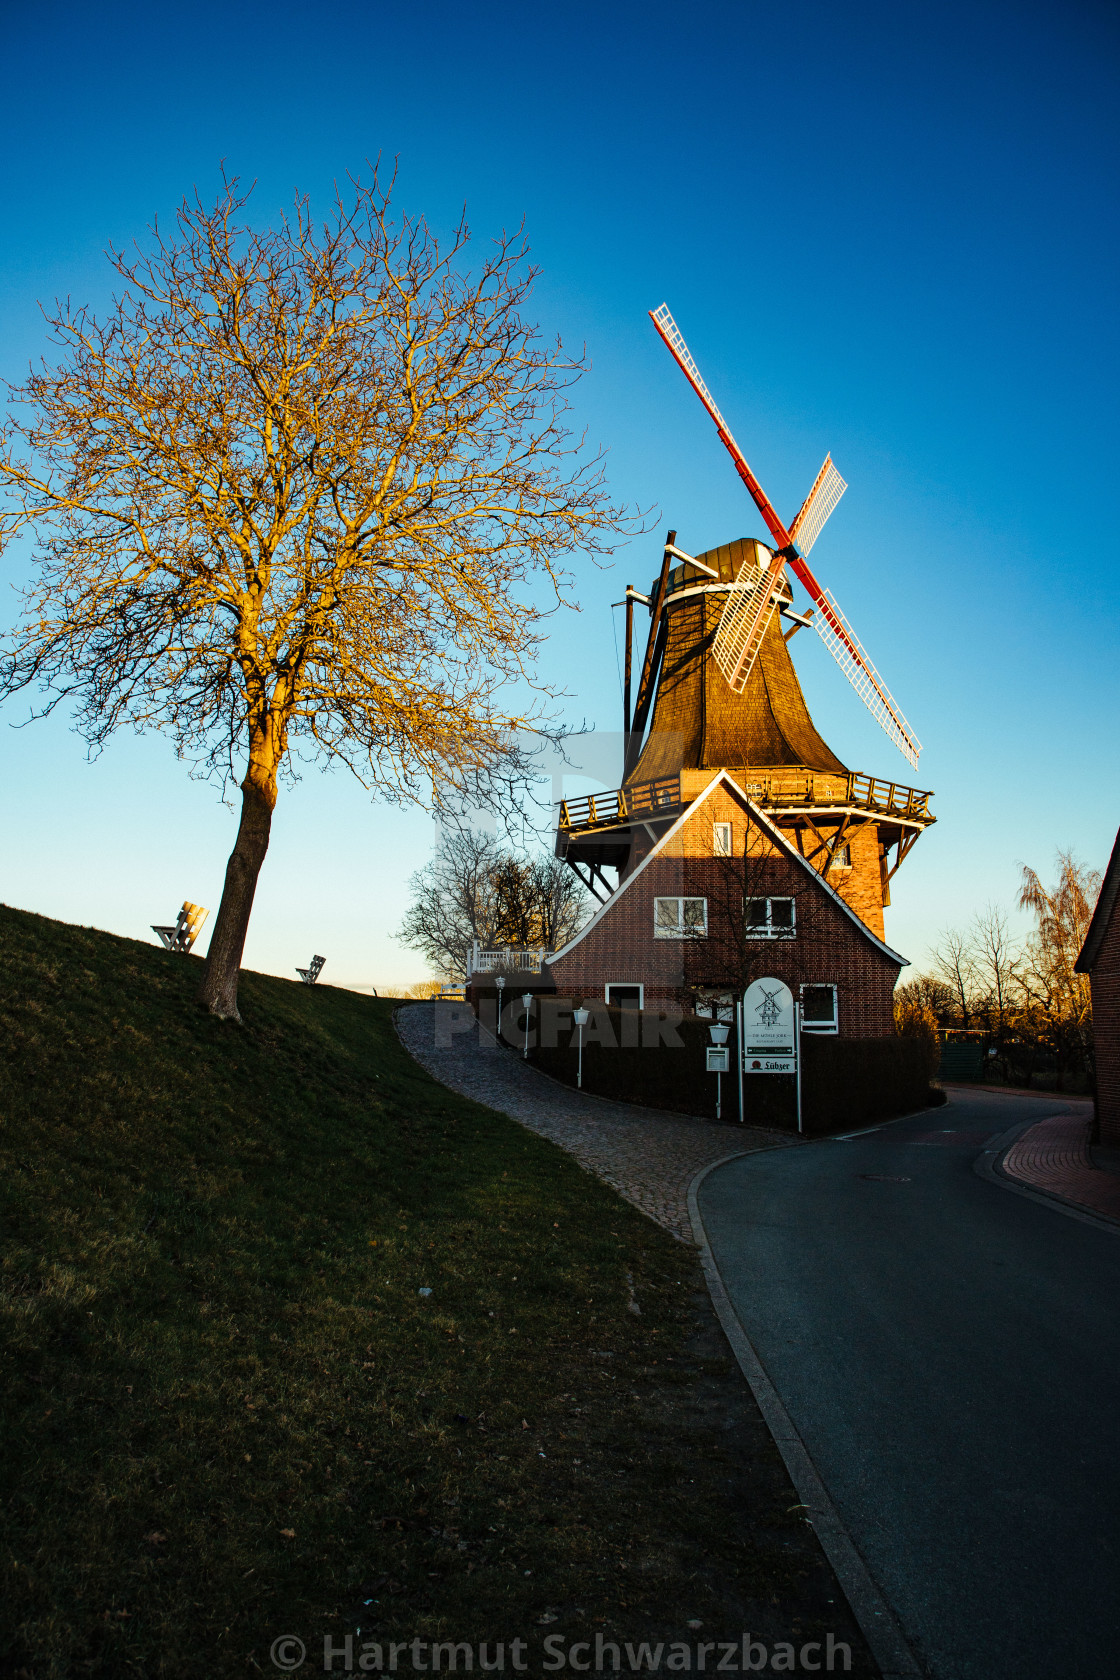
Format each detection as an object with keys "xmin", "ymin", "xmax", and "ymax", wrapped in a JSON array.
[
  {"xmin": 548, "ymin": 784, "xmax": 901, "ymax": 1039},
  {"xmin": 1090, "ymin": 908, "xmax": 1120, "ymax": 1145}
]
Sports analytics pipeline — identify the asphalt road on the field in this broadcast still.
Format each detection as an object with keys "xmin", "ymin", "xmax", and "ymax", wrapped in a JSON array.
[{"xmin": 698, "ymin": 1089, "xmax": 1120, "ymax": 1680}]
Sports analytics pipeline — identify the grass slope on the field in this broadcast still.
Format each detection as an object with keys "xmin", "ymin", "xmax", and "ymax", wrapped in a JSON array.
[{"xmin": 0, "ymin": 905, "xmax": 870, "ymax": 1677}]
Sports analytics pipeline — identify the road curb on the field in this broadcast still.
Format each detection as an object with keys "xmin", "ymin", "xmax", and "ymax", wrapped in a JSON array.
[
  {"xmin": 687, "ymin": 1153, "xmax": 925, "ymax": 1680},
  {"xmin": 973, "ymin": 1118, "xmax": 1120, "ymax": 1235}
]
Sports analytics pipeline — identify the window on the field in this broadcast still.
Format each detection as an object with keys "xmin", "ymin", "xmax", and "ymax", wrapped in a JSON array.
[
  {"xmin": 801, "ymin": 984, "xmax": 838, "ymax": 1034},
  {"xmin": 606, "ymin": 983, "xmax": 644, "ymax": 1010},
  {"xmin": 654, "ymin": 897, "xmax": 708, "ymax": 939},
  {"xmin": 713, "ymin": 822, "xmax": 732, "ymax": 856},
  {"xmin": 694, "ymin": 989, "xmax": 735, "ymax": 1023},
  {"xmin": 833, "ymin": 842, "xmax": 851, "ymax": 868},
  {"xmin": 745, "ymin": 897, "xmax": 796, "ymax": 939}
]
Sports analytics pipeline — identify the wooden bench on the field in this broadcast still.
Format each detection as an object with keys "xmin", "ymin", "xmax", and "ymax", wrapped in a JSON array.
[
  {"xmin": 151, "ymin": 901, "xmax": 208, "ymax": 954},
  {"xmin": 297, "ymin": 955, "xmax": 326, "ymax": 985}
]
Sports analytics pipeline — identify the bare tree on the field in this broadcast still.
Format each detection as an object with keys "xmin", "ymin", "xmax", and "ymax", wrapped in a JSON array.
[
  {"xmin": 492, "ymin": 854, "xmax": 588, "ymax": 952},
  {"xmin": 397, "ymin": 828, "xmax": 505, "ymax": 979},
  {"xmin": 0, "ymin": 173, "xmax": 627, "ymax": 1018},
  {"xmin": 397, "ymin": 827, "xmax": 589, "ymax": 977},
  {"xmin": 930, "ymin": 927, "xmax": 979, "ymax": 1030},
  {"xmin": 968, "ymin": 902, "xmax": 1021, "ymax": 1040}
]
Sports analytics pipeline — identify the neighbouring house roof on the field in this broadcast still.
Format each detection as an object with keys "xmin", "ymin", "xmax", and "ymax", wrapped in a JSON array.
[
  {"xmin": 1075, "ymin": 824, "xmax": 1120, "ymax": 973},
  {"xmin": 549, "ymin": 770, "xmax": 908, "ymax": 968}
]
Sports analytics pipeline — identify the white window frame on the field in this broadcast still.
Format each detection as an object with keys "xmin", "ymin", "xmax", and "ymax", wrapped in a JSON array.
[
  {"xmin": 653, "ymin": 896, "xmax": 708, "ymax": 939},
  {"xmin": 833, "ymin": 842, "xmax": 852, "ymax": 869},
  {"xmin": 800, "ymin": 982, "xmax": 838, "ymax": 1034},
  {"xmin": 744, "ymin": 896, "xmax": 796, "ymax": 939},
  {"xmin": 713, "ymin": 821, "xmax": 732, "ymax": 856},
  {"xmin": 605, "ymin": 982, "xmax": 645, "ymax": 1009}
]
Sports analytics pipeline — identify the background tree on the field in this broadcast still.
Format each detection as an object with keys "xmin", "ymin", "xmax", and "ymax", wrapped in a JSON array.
[
  {"xmin": 930, "ymin": 927, "xmax": 979, "ymax": 1031},
  {"xmin": 491, "ymin": 853, "xmax": 589, "ymax": 953},
  {"xmin": 892, "ymin": 986, "xmax": 942, "ymax": 1080},
  {"xmin": 968, "ymin": 903, "xmax": 1020, "ymax": 1042},
  {"xmin": 397, "ymin": 828, "xmax": 504, "ymax": 979},
  {"xmin": 398, "ymin": 826, "xmax": 589, "ymax": 979},
  {"xmin": 897, "ymin": 850, "xmax": 1100, "ymax": 1091},
  {"xmin": 0, "ymin": 174, "xmax": 625, "ymax": 1019},
  {"xmin": 1016, "ymin": 850, "xmax": 1100, "ymax": 1089},
  {"xmin": 894, "ymin": 974, "xmax": 956, "ymax": 1024}
]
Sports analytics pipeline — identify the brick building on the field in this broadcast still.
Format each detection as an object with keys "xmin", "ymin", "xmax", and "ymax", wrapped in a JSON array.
[
  {"xmin": 1075, "ymin": 825, "xmax": 1120, "ymax": 1145},
  {"xmin": 547, "ymin": 771, "xmax": 905, "ymax": 1034}
]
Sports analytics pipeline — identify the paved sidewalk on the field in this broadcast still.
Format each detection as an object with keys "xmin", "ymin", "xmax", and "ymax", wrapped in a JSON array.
[
  {"xmin": 395, "ymin": 1000, "xmax": 793, "ymax": 1243},
  {"xmin": 1000, "ymin": 1110, "xmax": 1120, "ymax": 1223}
]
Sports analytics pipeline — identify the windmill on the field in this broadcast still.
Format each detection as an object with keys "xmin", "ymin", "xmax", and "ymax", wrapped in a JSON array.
[
  {"xmin": 553, "ymin": 309, "xmax": 935, "ymax": 936},
  {"xmin": 648, "ymin": 304, "xmax": 920, "ymax": 769}
]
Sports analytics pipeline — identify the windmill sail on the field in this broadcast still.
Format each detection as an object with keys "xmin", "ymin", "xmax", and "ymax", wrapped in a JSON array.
[
  {"xmin": 650, "ymin": 302, "xmax": 923, "ymax": 767},
  {"xmin": 810, "ymin": 585, "xmax": 921, "ymax": 767},
  {"xmin": 712, "ymin": 544, "xmax": 785, "ymax": 693},
  {"xmin": 789, "ymin": 455, "xmax": 847, "ymax": 556}
]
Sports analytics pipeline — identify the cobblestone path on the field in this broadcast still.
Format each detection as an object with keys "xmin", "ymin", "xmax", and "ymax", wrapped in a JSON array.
[
  {"xmin": 1002, "ymin": 1110, "xmax": 1120, "ymax": 1223},
  {"xmin": 395, "ymin": 1001, "xmax": 795, "ymax": 1244}
]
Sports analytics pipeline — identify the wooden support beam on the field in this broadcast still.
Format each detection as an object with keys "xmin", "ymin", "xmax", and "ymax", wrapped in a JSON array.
[
  {"xmin": 567, "ymin": 858, "xmax": 609, "ymax": 905},
  {"xmin": 819, "ymin": 812, "xmax": 853, "ymax": 882},
  {"xmin": 795, "ymin": 812, "xmax": 870, "ymax": 878},
  {"xmin": 796, "ymin": 813, "xmax": 832, "ymax": 868},
  {"xmin": 625, "ymin": 530, "xmax": 675, "ymax": 777},
  {"xmin": 887, "ymin": 828, "xmax": 921, "ymax": 881},
  {"xmin": 623, "ymin": 586, "xmax": 633, "ymax": 741}
]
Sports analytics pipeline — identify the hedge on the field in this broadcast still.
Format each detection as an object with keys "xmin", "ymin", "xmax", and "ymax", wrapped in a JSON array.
[{"xmin": 474, "ymin": 997, "xmax": 935, "ymax": 1135}]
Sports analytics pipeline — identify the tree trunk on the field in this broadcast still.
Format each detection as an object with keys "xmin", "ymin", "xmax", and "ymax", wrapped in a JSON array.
[{"xmin": 198, "ymin": 770, "xmax": 276, "ymax": 1021}]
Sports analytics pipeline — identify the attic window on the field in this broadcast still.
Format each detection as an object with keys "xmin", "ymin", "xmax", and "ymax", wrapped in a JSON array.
[
  {"xmin": 745, "ymin": 897, "xmax": 796, "ymax": 939},
  {"xmin": 654, "ymin": 897, "xmax": 708, "ymax": 939},
  {"xmin": 713, "ymin": 822, "xmax": 732, "ymax": 856},
  {"xmin": 833, "ymin": 843, "xmax": 852, "ymax": 868}
]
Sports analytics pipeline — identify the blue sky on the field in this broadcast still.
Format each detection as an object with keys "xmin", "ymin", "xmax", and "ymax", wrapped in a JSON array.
[{"xmin": 1, "ymin": 0, "xmax": 1117, "ymax": 988}]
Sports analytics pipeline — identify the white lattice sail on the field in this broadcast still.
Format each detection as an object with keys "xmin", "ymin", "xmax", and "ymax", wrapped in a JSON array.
[
  {"xmin": 650, "ymin": 304, "xmax": 732, "ymax": 434},
  {"xmin": 790, "ymin": 455, "xmax": 847, "ymax": 556},
  {"xmin": 812, "ymin": 587, "xmax": 921, "ymax": 768},
  {"xmin": 712, "ymin": 546, "xmax": 785, "ymax": 693}
]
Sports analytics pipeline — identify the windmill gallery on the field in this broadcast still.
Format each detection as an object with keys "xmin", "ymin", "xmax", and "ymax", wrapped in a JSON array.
[{"xmin": 537, "ymin": 308, "xmax": 936, "ymax": 1057}]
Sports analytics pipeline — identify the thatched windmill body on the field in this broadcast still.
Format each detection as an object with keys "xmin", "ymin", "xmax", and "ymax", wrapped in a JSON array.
[{"xmin": 555, "ymin": 313, "xmax": 935, "ymax": 942}]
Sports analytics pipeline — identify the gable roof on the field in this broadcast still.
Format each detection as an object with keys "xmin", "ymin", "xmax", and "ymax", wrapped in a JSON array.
[
  {"xmin": 550, "ymin": 770, "xmax": 908, "ymax": 968},
  {"xmin": 1075, "ymin": 823, "xmax": 1120, "ymax": 973}
]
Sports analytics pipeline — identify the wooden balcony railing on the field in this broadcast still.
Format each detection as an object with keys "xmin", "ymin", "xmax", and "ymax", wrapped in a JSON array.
[
  {"xmin": 557, "ymin": 770, "xmax": 933, "ymax": 835},
  {"xmin": 557, "ymin": 776, "xmax": 682, "ymax": 834}
]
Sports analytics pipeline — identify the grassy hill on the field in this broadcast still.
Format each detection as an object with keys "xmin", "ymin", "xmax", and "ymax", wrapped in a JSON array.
[{"xmin": 0, "ymin": 904, "xmax": 870, "ymax": 1677}]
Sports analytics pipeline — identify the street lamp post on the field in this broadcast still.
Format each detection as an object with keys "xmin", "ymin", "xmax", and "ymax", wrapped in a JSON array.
[
  {"xmin": 495, "ymin": 974, "xmax": 505, "ymax": 1044},
  {"xmin": 521, "ymin": 992, "xmax": 534, "ymax": 1060},
  {"xmin": 709, "ymin": 1022, "xmax": 730, "ymax": 1120},
  {"xmin": 573, "ymin": 1006, "xmax": 589, "ymax": 1090}
]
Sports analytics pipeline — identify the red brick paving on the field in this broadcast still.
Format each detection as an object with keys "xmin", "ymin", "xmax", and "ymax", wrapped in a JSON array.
[{"xmin": 1001, "ymin": 1113, "xmax": 1120, "ymax": 1222}]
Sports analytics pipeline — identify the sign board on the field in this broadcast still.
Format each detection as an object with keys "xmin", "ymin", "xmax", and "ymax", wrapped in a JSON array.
[
  {"xmin": 706, "ymin": 1045, "xmax": 730, "ymax": 1073},
  {"xmin": 743, "ymin": 977, "xmax": 797, "ymax": 1074}
]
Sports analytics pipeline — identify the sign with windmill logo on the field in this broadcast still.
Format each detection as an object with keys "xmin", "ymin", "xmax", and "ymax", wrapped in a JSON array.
[{"xmin": 743, "ymin": 977, "xmax": 796, "ymax": 1073}]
